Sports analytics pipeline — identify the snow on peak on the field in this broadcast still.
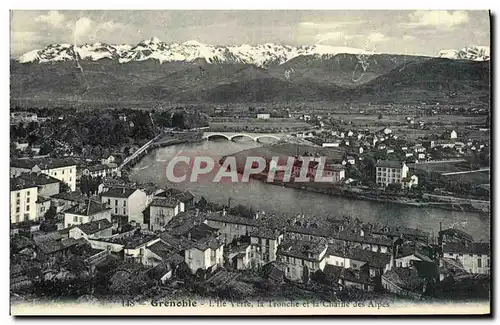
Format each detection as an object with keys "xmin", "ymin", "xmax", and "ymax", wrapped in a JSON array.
[{"xmin": 439, "ymin": 46, "xmax": 490, "ymax": 61}]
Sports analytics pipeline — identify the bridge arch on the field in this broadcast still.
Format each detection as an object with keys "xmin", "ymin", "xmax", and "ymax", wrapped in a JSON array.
[
  {"xmin": 204, "ymin": 133, "xmax": 232, "ymax": 141},
  {"xmin": 255, "ymin": 135, "xmax": 281, "ymax": 143},
  {"xmin": 230, "ymin": 134, "xmax": 257, "ymax": 142}
]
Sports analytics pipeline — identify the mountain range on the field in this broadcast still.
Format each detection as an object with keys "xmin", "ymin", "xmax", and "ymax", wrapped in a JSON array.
[{"xmin": 11, "ymin": 40, "xmax": 491, "ymax": 106}]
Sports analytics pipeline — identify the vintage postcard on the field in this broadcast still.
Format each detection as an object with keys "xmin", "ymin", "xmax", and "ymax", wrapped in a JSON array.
[{"xmin": 9, "ymin": 10, "xmax": 491, "ymax": 316}]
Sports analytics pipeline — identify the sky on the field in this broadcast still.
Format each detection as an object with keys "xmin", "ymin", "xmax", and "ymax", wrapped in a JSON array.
[{"xmin": 10, "ymin": 10, "xmax": 490, "ymax": 57}]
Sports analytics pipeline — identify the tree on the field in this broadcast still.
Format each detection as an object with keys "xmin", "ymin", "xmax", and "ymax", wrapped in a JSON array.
[{"xmin": 60, "ymin": 181, "xmax": 71, "ymax": 193}]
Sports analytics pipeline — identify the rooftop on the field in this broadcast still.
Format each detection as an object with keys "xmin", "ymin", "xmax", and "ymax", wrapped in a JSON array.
[
  {"xmin": 50, "ymin": 191, "xmax": 87, "ymax": 202},
  {"xmin": 10, "ymin": 177, "xmax": 38, "ymax": 191},
  {"xmin": 150, "ymin": 197, "xmax": 179, "ymax": 208},
  {"xmin": 382, "ymin": 267, "xmax": 425, "ymax": 292},
  {"xmin": 17, "ymin": 172, "xmax": 60, "ymax": 186},
  {"xmin": 101, "ymin": 187, "xmax": 138, "ymax": 198},
  {"xmin": 280, "ymin": 238, "xmax": 328, "ymax": 262},
  {"xmin": 65, "ymin": 200, "xmax": 111, "ymax": 216},
  {"xmin": 376, "ymin": 160, "xmax": 405, "ymax": 168},
  {"xmin": 86, "ymin": 164, "xmax": 114, "ymax": 172},
  {"xmin": 443, "ymin": 242, "xmax": 490, "ymax": 255},
  {"xmin": 11, "ymin": 157, "xmax": 77, "ymax": 170},
  {"xmin": 75, "ymin": 219, "xmax": 113, "ymax": 235},
  {"xmin": 205, "ymin": 213, "xmax": 258, "ymax": 227},
  {"xmin": 36, "ymin": 237, "xmax": 87, "ymax": 255},
  {"xmin": 147, "ymin": 240, "xmax": 184, "ymax": 265},
  {"xmin": 250, "ymin": 227, "xmax": 282, "ymax": 239},
  {"xmin": 103, "ymin": 230, "xmax": 159, "ymax": 249}
]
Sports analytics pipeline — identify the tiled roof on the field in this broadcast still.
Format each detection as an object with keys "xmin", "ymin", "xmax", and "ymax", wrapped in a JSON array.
[
  {"xmin": 250, "ymin": 227, "xmax": 282, "ymax": 239},
  {"xmin": 10, "ymin": 177, "xmax": 37, "ymax": 191},
  {"xmin": 150, "ymin": 198, "xmax": 179, "ymax": 208},
  {"xmin": 101, "ymin": 187, "xmax": 138, "ymax": 198},
  {"xmin": 75, "ymin": 219, "xmax": 112, "ymax": 235},
  {"xmin": 17, "ymin": 172, "xmax": 60, "ymax": 186},
  {"xmin": 147, "ymin": 241, "xmax": 184, "ymax": 265},
  {"xmin": 438, "ymin": 228, "xmax": 474, "ymax": 242},
  {"xmin": 382, "ymin": 267, "xmax": 425, "ymax": 292},
  {"xmin": 376, "ymin": 160, "xmax": 405, "ymax": 168},
  {"xmin": 36, "ymin": 237, "xmax": 85, "ymax": 254},
  {"xmin": 50, "ymin": 191, "xmax": 87, "ymax": 202},
  {"xmin": 340, "ymin": 268, "xmax": 375, "ymax": 285},
  {"xmin": 205, "ymin": 213, "xmax": 258, "ymax": 227},
  {"xmin": 65, "ymin": 200, "xmax": 111, "ymax": 216},
  {"xmin": 280, "ymin": 238, "xmax": 328, "ymax": 262},
  {"xmin": 11, "ymin": 158, "xmax": 77, "ymax": 170},
  {"xmin": 327, "ymin": 245, "xmax": 391, "ymax": 268},
  {"xmin": 443, "ymin": 242, "xmax": 490, "ymax": 255}
]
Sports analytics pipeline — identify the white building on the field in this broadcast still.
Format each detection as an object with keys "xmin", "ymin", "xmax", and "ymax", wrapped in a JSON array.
[
  {"xmin": 63, "ymin": 199, "xmax": 112, "ymax": 228},
  {"xmin": 148, "ymin": 198, "xmax": 183, "ymax": 231},
  {"xmin": 278, "ymin": 238, "xmax": 328, "ymax": 282},
  {"xmin": 204, "ymin": 213, "xmax": 258, "ymax": 244},
  {"xmin": 10, "ymin": 178, "xmax": 38, "ymax": 224},
  {"xmin": 11, "ymin": 111, "xmax": 38, "ymax": 124},
  {"xmin": 69, "ymin": 219, "xmax": 113, "ymax": 240},
  {"xmin": 101, "ymin": 187, "xmax": 148, "ymax": 225},
  {"xmin": 11, "ymin": 158, "xmax": 77, "ymax": 191},
  {"xmin": 250, "ymin": 228, "xmax": 284, "ymax": 267},
  {"xmin": 376, "ymin": 160, "xmax": 409, "ymax": 187},
  {"xmin": 185, "ymin": 237, "xmax": 224, "ymax": 274},
  {"xmin": 442, "ymin": 242, "xmax": 490, "ymax": 274},
  {"xmin": 257, "ymin": 113, "xmax": 270, "ymax": 119}
]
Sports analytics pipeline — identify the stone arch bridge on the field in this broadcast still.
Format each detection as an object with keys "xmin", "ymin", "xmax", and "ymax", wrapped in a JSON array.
[{"xmin": 203, "ymin": 132, "xmax": 283, "ymax": 143}]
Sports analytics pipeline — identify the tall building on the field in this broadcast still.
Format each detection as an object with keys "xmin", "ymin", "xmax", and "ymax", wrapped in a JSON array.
[
  {"xmin": 11, "ymin": 158, "xmax": 77, "ymax": 191},
  {"xmin": 375, "ymin": 160, "xmax": 409, "ymax": 187},
  {"xmin": 10, "ymin": 178, "xmax": 38, "ymax": 224}
]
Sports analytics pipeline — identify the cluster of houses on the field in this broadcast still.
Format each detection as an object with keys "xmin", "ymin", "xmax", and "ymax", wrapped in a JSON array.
[{"xmin": 10, "ymin": 163, "xmax": 490, "ymax": 299}]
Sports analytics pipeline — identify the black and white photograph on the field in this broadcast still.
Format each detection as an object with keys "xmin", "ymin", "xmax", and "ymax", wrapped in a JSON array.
[{"xmin": 9, "ymin": 9, "xmax": 491, "ymax": 315}]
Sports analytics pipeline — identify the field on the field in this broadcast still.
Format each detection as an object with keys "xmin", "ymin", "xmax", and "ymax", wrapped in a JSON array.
[
  {"xmin": 443, "ymin": 171, "xmax": 490, "ymax": 185},
  {"xmin": 209, "ymin": 118, "xmax": 311, "ymax": 132},
  {"xmin": 409, "ymin": 162, "xmax": 470, "ymax": 174}
]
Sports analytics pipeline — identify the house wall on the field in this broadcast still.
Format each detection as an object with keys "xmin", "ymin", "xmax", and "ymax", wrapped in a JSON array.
[
  {"xmin": 342, "ymin": 279, "xmax": 375, "ymax": 292},
  {"xmin": 394, "ymin": 254, "xmax": 422, "ymax": 268},
  {"xmin": 40, "ymin": 165, "xmax": 77, "ymax": 191},
  {"xmin": 250, "ymin": 234, "xmax": 283, "ymax": 263},
  {"xmin": 64, "ymin": 209, "xmax": 111, "ymax": 228},
  {"xmin": 69, "ymin": 227, "xmax": 113, "ymax": 240},
  {"xmin": 10, "ymin": 186, "xmax": 38, "ymax": 223},
  {"xmin": 327, "ymin": 254, "xmax": 351, "ymax": 268},
  {"xmin": 87, "ymin": 239, "xmax": 123, "ymax": 252},
  {"xmin": 443, "ymin": 252, "xmax": 490, "ymax": 274},
  {"xmin": 205, "ymin": 219, "xmax": 256, "ymax": 244},
  {"xmin": 149, "ymin": 205, "xmax": 178, "ymax": 231},
  {"xmin": 37, "ymin": 200, "xmax": 51, "ymax": 220},
  {"xmin": 281, "ymin": 247, "xmax": 327, "ymax": 282},
  {"xmin": 185, "ymin": 245, "xmax": 224, "ymax": 274},
  {"xmin": 102, "ymin": 189, "xmax": 147, "ymax": 225},
  {"xmin": 38, "ymin": 182, "xmax": 60, "ymax": 197}
]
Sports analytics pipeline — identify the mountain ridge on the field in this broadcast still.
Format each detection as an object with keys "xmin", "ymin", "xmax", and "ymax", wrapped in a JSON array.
[{"xmin": 16, "ymin": 38, "xmax": 490, "ymax": 67}]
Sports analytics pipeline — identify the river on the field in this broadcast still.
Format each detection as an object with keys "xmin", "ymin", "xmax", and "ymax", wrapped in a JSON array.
[{"xmin": 129, "ymin": 138, "xmax": 490, "ymax": 241}]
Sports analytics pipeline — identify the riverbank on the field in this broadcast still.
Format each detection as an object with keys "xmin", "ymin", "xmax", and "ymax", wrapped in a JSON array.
[{"xmin": 224, "ymin": 145, "xmax": 490, "ymax": 214}]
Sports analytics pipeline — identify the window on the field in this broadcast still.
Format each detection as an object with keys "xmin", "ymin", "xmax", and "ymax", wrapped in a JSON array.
[
  {"xmin": 266, "ymin": 239, "xmax": 270, "ymax": 246},
  {"xmin": 27, "ymin": 197, "xmax": 30, "ymax": 203},
  {"xmin": 16, "ymin": 193, "xmax": 20, "ymax": 198},
  {"xmin": 123, "ymin": 208, "xmax": 126, "ymax": 215},
  {"xmin": 73, "ymin": 216, "xmax": 78, "ymax": 222},
  {"xmin": 469, "ymin": 254, "xmax": 473, "ymax": 257},
  {"xmin": 115, "ymin": 208, "xmax": 118, "ymax": 214},
  {"xmin": 16, "ymin": 207, "xmax": 20, "ymax": 213},
  {"xmin": 459, "ymin": 254, "xmax": 463, "ymax": 257},
  {"xmin": 26, "ymin": 205, "xmax": 30, "ymax": 211},
  {"xmin": 477, "ymin": 259, "xmax": 482, "ymax": 268},
  {"xmin": 62, "ymin": 170, "xmax": 65, "ymax": 174},
  {"xmin": 115, "ymin": 200, "xmax": 118, "ymax": 205},
  {"xmin": 26, "ymin": 191, "xmax": 30, "ymax": 196},
  {"xmin": 107, "ymin": 199, "xmax": 111, "ymax": 204},
  {"xmin": 16, "ymin": 199, "xmax": 20, "ymax": 205},
  {"xmin": 54, "ymin": 172, "xmax": 57, "ymax": 176},
  {"xmin": 123, "ymin": 201, "xmax": 127, "ymax": 207}
]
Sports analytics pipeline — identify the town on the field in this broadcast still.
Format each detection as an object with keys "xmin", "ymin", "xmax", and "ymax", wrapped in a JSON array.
[{"xmin": 10, "ymin": 105, "xmax": 490, "ymax": 304}]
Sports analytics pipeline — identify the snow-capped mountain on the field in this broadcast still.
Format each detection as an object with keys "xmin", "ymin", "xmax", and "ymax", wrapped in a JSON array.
[
  {"xmin": 16, "ymin": 37, "xmax": 375, "ymax": 67},
  {"xmin": 439, "ymin": 46, "xmax": 490, "ymax": 61}
]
